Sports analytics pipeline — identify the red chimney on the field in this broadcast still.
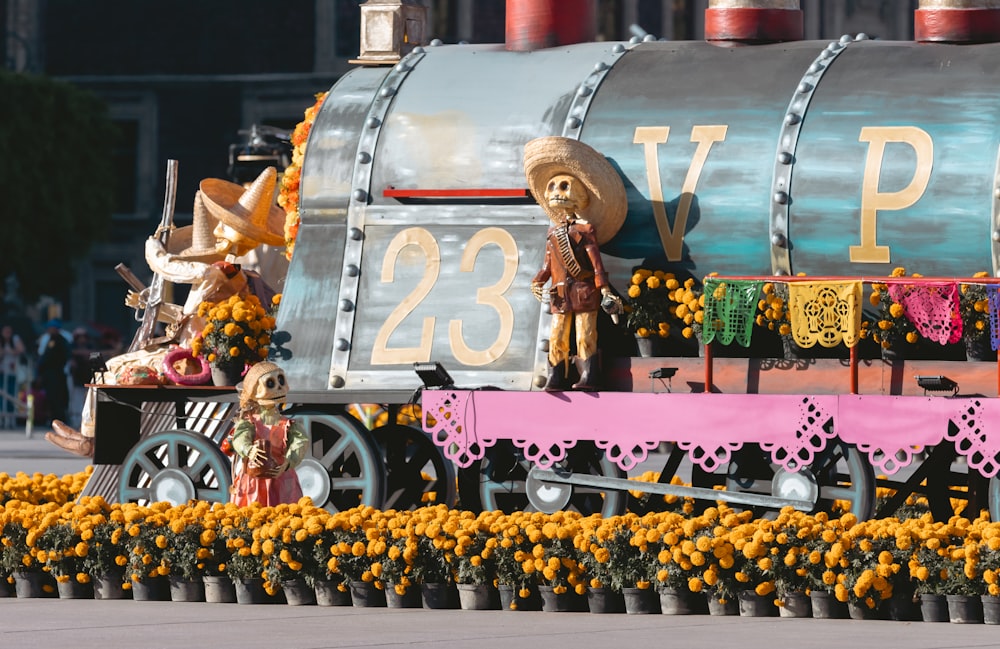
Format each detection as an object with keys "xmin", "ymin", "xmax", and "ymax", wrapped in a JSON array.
[
  {"xmin": 506, "ymin": 0, "xmax": 596, "ymax": 51},
  {"xmin": 915, "ymin": 0, "xmax": 1000, "ymax": 43},
  {"xmin": 705, "ymin": 0, "xmax": 803, "ymax": 44}
]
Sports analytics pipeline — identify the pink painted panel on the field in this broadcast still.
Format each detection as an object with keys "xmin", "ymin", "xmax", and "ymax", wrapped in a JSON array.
[{"xmin": 421, "ymin": 389, "xmax": 1000, "ymax": 477}]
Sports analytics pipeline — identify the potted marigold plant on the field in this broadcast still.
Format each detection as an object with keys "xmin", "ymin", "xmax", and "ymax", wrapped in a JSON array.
[
  {"xmin": 690, "ymin": 506, "xmax": 746, "ymax": 613},
  {"xmin": 834, "ymin": 519, "xmax": 907, "ymax": 620},
  {"xmin": 526, "ymin": 513, "xmax": 589, "ymax": 612},
  {"xmin": 35, "ymin": 507, "xmax": 98, "ymax": 599},
  {"xmin": 258, "ymin": 504, "xmax": 329, "ymax": 605},
  {"xmin": 624, "ymin": 268, "xmax": 674, "ymax": 355},
  {"xmin": 122, "ymin": 503, "xmax": 172, "ymax": 600},
  {"xmin": 869, "ymin": 267, "xmax": 921, "ymax": 357},
  {"xmin": 760, "ymin": 509, "xmax": 819, "ymax": 617},
  {"xmin": 491, "ymin": 512, "xmax": 541, "ymax": 610},
  {"xmin": 82, "ymin": 504, "xmax": 131, "ymax": 597},
  {"xmin": 959, "ymin": 271, "xmax": 995, "ymax": 361},
  {"xmin": 451, "ymin": 511, "xmax": 501, "ymax": 609},
  {"xmin": 669, "ymin": 276, "xmax": 706, "ymax": 348},
  {"xmin": 1, "ymin": 501, "xmax": 59, "ymax": 598},
  {"xmin": 160, "ymin": 503, "xmax": 213, "ymax": 601},
  {"xmin": 192, "ymin": 292, "xmax": 278, "ymax": 385}
]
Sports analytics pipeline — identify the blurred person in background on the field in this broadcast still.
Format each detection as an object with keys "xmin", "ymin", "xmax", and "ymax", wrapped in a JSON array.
[
  {"xmin": 37, "ymin": 319, "xmax": 70, "ymax": 425},
  {"xmin": 68, "ymin": 327, "xmax": 94, "ymax": 428},
  {"xmin": 0, "ymin": 324, "xmax": 25, "ymax": 428}
]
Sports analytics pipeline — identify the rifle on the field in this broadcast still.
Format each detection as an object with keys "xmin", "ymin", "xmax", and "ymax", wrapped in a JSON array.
[{"xmin": 126, "ymin": 159, "xmax": 178, "ymax": 353}]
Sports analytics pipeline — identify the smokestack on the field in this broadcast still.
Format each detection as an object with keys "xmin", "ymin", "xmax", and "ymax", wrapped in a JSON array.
[
  {"xmin": 704, "ymin": 0, "xmax": 803, "ymax": 44},
  {"xmin": 506, "ymin": 0, "xmax": 596, "ymax": 52},
  {"xmin": 914, "ymin": 0, "xmax": 1000, "ymax": 43}
]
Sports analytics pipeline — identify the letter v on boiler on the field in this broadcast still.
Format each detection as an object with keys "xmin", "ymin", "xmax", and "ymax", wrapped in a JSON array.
[{"xmin": 634, "ymin": 125, "xmax": 727, "ymax": 261}]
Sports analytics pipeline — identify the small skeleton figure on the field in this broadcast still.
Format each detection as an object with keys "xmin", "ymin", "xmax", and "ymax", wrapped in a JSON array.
[
  {"xmin": 229, "ymin": 361, "xmax": 308, "ymax": 506},
  {"xmin": 524, "ymin": 136, "xmax": 626, "ymax": 391}
]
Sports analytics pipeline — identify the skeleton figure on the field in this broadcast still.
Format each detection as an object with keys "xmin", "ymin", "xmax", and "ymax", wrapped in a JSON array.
[
  {"xmin": 524, "ymin": 137, "xmax": 627, "ymax": 391},
  {"xmin": 229, "ymin": 361, "xmax": 308, "ymax": 507}
]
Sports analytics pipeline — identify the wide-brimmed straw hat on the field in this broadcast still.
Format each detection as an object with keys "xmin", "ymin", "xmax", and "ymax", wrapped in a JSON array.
[
  {"xmin": 199, "ymin": 166, "xmax": 286, "ymax": 247},
  {"xmin": 166, "ymin": 191, "xmax": 226, "ymax": 262},
  {"xmin": 523, "ymin": 136, "xmax": 627, "ymax": 245}
]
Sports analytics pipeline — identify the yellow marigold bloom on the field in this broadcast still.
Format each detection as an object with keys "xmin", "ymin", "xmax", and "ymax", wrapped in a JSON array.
[
  {"xmin": 889, "ymin": 303, "xmax": 905, "ymax": 319},
  {"xmin": 628, "ymin": 285, "xmax": 641, "ymax": 299}
]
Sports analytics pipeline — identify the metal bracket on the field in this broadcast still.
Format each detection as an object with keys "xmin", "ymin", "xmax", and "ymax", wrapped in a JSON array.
[{"xmin": 532, "ymin": 468, "xmax": 815, "ymax": 510}]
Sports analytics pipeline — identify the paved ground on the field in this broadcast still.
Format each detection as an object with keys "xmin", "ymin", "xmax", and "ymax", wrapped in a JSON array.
[
  {"xmin": 0, "ymin": 425, "xmax": 90, "ymax": 478},
  {"xmin": 2, "ymin": 429, "xmax": 1000, "ymax": 648}
]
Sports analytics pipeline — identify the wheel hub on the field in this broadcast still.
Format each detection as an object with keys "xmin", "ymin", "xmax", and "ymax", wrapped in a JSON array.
[
  {"xmin": 148, "ymin": 468, "xmax": 197, "ymax": 505},
  {"xmin": 526, "ymin": 467, "xmax": 572, "ymax": 513},
  {"xmin": 771, "ymin": 468, "xmax": 819, "ymax": 505},
  {"xmin": 295, "ymin": 457, "xmax": 332, "ymax": 505}
]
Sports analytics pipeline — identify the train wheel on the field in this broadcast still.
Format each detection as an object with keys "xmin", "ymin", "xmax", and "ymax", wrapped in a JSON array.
[
  {"xmin": 117, "ymin": 429, "xmax": 231, "ymax": 505},
  {"xmin": 693, "ymin": 440, "xmax": 875, "ymax": 519},
  {"xmin": 371, "ymin": 423, "xmax": 457, "ymax": 510},
  {"xmin": 457, "ymin": 440, "xmax": 627, "ymax": 516},
  {"xmin": 289, "ymin": 410, "xmax": 387, "ymax": 512}
]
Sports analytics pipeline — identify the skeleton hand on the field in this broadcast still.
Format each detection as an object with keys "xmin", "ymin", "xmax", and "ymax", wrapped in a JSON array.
[
  {"xmin": 125, "ymin": 288, "xmax": 149, "ymax": 310},
  {"xmin": 246, "ymin": 441, "xmax": 268, "ymax": 468},
  {"xmin": 600, "ymin": 288, "xmax": 623, "ymax": 324},
  {"xmin": 268, "ymin": 458, "xmax": 290, "ymax": 478},
  {"xmin": 531, "ymin": 282, "xmax": 546, "ymax": 302}
]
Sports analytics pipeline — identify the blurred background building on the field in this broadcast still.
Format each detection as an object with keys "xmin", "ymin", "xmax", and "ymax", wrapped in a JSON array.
[{"xmin": 2, "ymin": 0, "xmax": 916, "ymax": 340}]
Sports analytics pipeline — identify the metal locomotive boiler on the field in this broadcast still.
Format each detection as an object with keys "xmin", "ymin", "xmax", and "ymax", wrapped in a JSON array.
[{"xmin": 282, "ymin": 36, "xmax": 1000, "ymax": 393}]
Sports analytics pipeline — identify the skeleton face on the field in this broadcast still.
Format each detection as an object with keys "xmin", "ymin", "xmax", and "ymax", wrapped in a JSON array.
[
  {"xmin": 213, "ymin": 221, "xmax": 260, "ymax": 258},
  {"xmin": 544, "ymin": 173, "xmax": 589, "ymax": 222},
  {"xmin": 251, "ymin": 366, "xmax": 288, "ymax": 406}
]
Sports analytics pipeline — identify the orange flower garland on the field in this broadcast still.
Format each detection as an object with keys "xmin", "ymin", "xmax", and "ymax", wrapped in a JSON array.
[{"xmin": 278, "ymin": 91, "xmax": 328, "ymax": 260}]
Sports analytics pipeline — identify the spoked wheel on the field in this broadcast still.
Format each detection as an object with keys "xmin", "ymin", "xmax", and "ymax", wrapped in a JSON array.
[
  {"xmin": 371, "ymin": 423, "xmax": 457, "ymax": 510},
  {"xmin": 118, "ymin": 429, "xmax": 231, "ymax": 505},
  {"xmin": 289, "ymin": 410, "xmax": 386, "ymax": 512},
  {"xmin": 692, "ymin": 439, "xmax": 875, "ymax": 519},
  {"xmin": 457, "ymin": 440, "xmax": 627, "ymax": 517}
]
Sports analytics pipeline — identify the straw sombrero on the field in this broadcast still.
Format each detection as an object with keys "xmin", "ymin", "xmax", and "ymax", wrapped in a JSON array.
[
  {"xmin": 523, "ymin": 136, "xmax": 627, "ymax": 245},
  {"xmin": 199, "ymin": 166, "xmax": 286, "ymax": 247},
  {"xmin": 165, "ymin": 191, "xmax": 226, "ymax": 262}
]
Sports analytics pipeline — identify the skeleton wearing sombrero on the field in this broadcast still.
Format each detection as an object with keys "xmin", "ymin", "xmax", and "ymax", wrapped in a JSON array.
[
  {"xmin": 46, "ymin": 168, "xmax": 286, "ymax": 458},
  {"xmin": 525, "ymin": 136, "xmax": 626, "ymax": 391}
]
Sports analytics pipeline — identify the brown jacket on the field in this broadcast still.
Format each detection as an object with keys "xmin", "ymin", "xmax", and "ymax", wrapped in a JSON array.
[{"xmin": 533, "ymin": 221, "xmax": 609, "ymax": 315}]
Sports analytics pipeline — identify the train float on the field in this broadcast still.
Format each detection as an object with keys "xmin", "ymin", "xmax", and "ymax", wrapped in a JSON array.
[{"xmin": 80, "ymin": 0, "xmax": 1000, "ymax": 523}]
